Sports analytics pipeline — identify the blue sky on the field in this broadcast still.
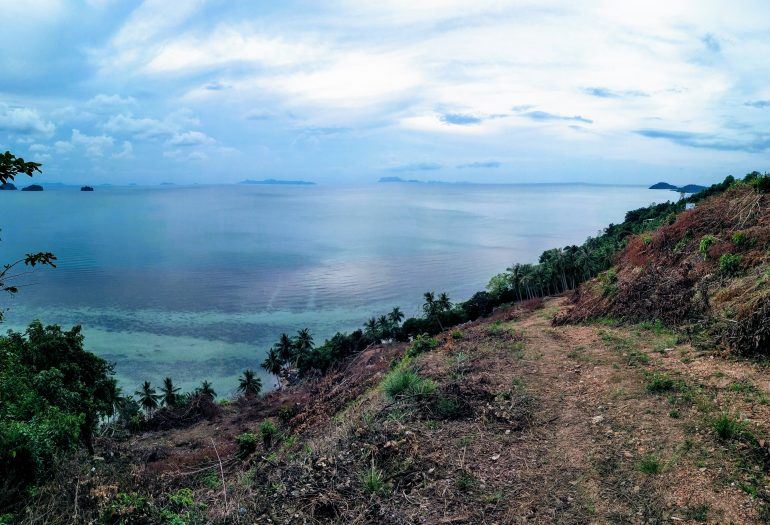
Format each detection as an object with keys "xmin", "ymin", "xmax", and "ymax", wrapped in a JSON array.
[{"xmin": 2, "ymin": 0, "xmax": 770, "ymax": 185}]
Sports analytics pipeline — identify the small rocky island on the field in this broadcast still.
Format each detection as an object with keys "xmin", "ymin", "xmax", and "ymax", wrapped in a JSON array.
[
  {"xmin": 21, "ymin": 184, "xmax": 44, "ymax": 191},
  {"xmin": 650, "ymin": 181, "xmax": 708, "ymax": 193},
  {"xmin": 81, "ymin": 186, "xmax": 94, "ymax": 191},
  {"xmin": 0, "ymin": 182, "xmax": 17, "ymax": 190}
]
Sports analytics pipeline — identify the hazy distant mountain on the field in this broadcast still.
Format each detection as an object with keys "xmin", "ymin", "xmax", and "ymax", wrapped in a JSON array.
[{"xmin": 239, "ymin": 178, "xmax": 315, "ymax": 185}]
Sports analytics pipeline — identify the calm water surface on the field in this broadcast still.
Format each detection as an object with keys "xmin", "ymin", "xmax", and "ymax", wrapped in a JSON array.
[{"xmin": 0, "ymin": 183, "xmax": 670, "ymax": 392}]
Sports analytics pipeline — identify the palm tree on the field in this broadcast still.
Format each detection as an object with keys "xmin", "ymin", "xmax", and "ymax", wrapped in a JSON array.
[
  {"xmin": 422, "ymin": 291, "xmax": 436, "ymax": 317},
  {"xmin": 197, "ymin": 380, "xmax": 216, "ymax": 400},
  {"xmin": 135, "ymin": 381, "xmax": 160, "ymax": 415},
  {"xmin": 364, "ymin": 317, "xmax": 379, "ymax": 340},
  {"xmin": 295, "ymin": 328, "xmax": 314, "ymax": 352},
  {"xmin": 237, "ymin": 369, "xmax": 262, "ymax": 398},
  {"xmin": 274, "ymin": 333, "xmax": 294, "ymax": 362},
  {"xmin": 437, "ymin": 292, "xmax": 452, "ymax": 312},
  {"xmin": 377, "ymin": 314, "xmax": 391, "ymax": 339},
  {"xmin": 388, "ymin": 307, "xmax": 404, "ymax": 325},
  {"xmin": 261, "ymin": 348, "xmax": 283, "ymax": 375},
  {"xmin": 160, "ymin": 377, "xmax": 180, "ymax": 408}
]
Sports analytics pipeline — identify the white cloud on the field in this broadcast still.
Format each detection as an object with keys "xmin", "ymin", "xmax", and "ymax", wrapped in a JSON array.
[
  {"xmin": 167, "ymin": 130, "xmax": 215, "ymax": 147},
  {"xmin": 55, "ymin": 129, "xmax": 115, "ymax": 157},
  {"xmin": 0, "ymin": 105, "xmax": 55, "ymax": 137},
  {"xmin": 145, "ymin": 26, "xmax": 321, "ymax": 73},
  {"xmin": 85, "ymin": 94, "xmax": 137, "ymax": 111},
  {"xmin": 103, "ymin": 113, "xmax": 175, "ymax": 140},
  {"xmin": 113, "ymin": 140, "xmax": 134, "ymax": 159}
]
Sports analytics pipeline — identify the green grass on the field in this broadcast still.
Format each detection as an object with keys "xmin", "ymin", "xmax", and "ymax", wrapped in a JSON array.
[
  {"xmin": 455, "ymin": 469, "xmax": 477, "ymax": 491},
  {"xmin": 361, "ymin": 464, "xmax": 386, "ymax": 495},
  {"xmin": 711, "ymin": 414, "xmax": 745, "ymax": 441},
  {"xmin": 636, "ymin": 454, "xmax": 662, "ymax": 474},
  {"xmin": 382, "ymin": 369, "xmax": 436, "ymax": 400},
  {"xmin": 645, "ymin": 372, "xmax": 680, "ymax": 394}
]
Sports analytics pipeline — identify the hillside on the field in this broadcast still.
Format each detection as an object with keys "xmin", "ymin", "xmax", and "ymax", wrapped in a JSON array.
[
  {"xmin": 9, "ymin": 175, "xmax": 770, "ymax": 524},
  {"xmin": 558, "ymin": 182, "xmax": 770, "ymax": 356},
  {"xmin": 19, "ymin": 297, "xmax": 770, "ymax": 524}
]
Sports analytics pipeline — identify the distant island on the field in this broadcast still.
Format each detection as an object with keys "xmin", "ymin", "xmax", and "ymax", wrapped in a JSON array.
[
  {"xmin": 21, "ymin": 184, "xmax": 44, "ymax": 191},
  {"xmin": 81, "ymin": 186, "xmax": 94, "ymax": 192},
  {"xmin": 650, "ymin": 181, "xmax": 708, "ymax": 193},
  {"xmin": 378, "ymin": 176, "xmax": 423, "ymax": 183},
  {"xmin": 0, "ymin": 182, "xmax": 17, "ymax": 190},
  {"xmin": 239, "ymin": 179, "xmax": 315, "ymax": 185}
]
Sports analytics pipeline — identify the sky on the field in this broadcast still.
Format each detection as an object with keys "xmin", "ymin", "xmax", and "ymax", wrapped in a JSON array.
[{"xmin": 2, "ymin": 0, "xmax": 770, "ymax": 185}]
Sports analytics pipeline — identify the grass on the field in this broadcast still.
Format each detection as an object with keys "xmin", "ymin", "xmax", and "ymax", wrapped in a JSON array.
[
  {"xmin": 644, "ymin": 372, "xmax": 679, "ymax": 394},
  {"xmin": 455, "ymin": 469, "xmax": 477, "ymax": 491},
  {"xmin": 636, "ymin": 454, "xmax": 662, "ymax": 474},
  {"xmin": 711, "ymin": 413, "xmax": 745, "ymax": 441},
  {"xmin": 382, "ymin": 369, "xmax": 436, "ymax": 400},
  {"xmin": 361, "ymin": 464, "xmax": 386, "ymax": 495}
]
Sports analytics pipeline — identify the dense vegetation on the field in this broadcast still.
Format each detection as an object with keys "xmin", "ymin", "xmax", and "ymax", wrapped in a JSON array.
[{"xmin": 0, "ymin": 322, "xmax": 118, "ymax": 510}]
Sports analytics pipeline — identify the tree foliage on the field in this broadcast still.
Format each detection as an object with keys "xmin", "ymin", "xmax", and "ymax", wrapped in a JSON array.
[
  {"xmin": 0, "ymin": 151, "xmax": 41, "ymax": 185},
  {"xmin": 0, "ymin": 322, "xmax": 116, "ymax": 511}
]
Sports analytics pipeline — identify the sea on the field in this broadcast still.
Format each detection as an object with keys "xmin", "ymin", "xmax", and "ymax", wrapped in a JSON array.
[{"xmin": 0, "ymin": 182, "xmax": 672, "ymax": 394}]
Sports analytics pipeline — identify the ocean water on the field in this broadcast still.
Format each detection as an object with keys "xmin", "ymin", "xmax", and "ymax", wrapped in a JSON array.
[{"xmin": 0, "ymin": 183, "xmax": 670, "ymax": 394}]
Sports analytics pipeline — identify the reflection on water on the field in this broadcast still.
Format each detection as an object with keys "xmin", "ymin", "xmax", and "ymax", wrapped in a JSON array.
[{"xmin": 0, "ymin": 183, "xmax": 669, "ymax": 393}]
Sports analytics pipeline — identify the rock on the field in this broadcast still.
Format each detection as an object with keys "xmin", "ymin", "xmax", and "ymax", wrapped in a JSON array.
[
  {"xmin": 21, "ymin": 184, "xmax": 43, "ymax": 191},
  {"xmin": 81, "ymin": 185, "xmax": 94, "ymax": 191},
  {"xmin": 591, "ymin": 415, "xmax": 604, "ymax": 424},
  {"xmin": 0, "ymin": 182, "xmax": 17, "ymax": 190}
]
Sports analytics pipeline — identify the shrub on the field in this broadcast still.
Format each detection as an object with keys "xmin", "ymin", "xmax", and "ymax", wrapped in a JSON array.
[
  {"xmin": 731, "ymin": 231, "xmax": 750, "ymax": 247},
  {"xmin": 718, "ymin": 253, "xmax": 742, "ymax": 275},
  {"xmin": 451, "ymin": 330, "xmax": 464, "ymax": 340},
  {"xmin": 699, "ymin": 235, "xmax": 717, "ymax": 258},
  {"xmin": 407, "ymin": 334, "xmax": 439, "ymax": 357},
  {"xmin": 0, "ymin": 322, "xmax": 116, "ymax": 510},
  {"xmin": 259, "ymin": 420, "xmax": 279, "ymax": 448},
  {"xmin": 236, "ymin": 431, "xmax": 258, "ymax": 457}
]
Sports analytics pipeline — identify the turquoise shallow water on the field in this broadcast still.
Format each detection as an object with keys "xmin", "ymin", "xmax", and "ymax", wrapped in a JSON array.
[{"xmin": 0, "ymin": 183, "xmax": 671, "ymax": 394}]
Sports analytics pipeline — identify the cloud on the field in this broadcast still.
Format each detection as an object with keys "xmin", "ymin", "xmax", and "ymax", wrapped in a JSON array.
[
  {"xmin": 0, "ymin": 105, "xmax": 55, "ymax": 137},
  {"xmin": 521, "ymin": 111, "xmax": 593, "ymax": 124},
  {"xmin": 745, "ymin": 100, "xmax": 770, "ymax": 108},
  {"xmin": 387, "ymin": 162, "xmax": 442, "ymax": 172},
  {"xmin": 113, "ymin": 140, "xmax": 133, "ymax": 159},
  {"xmin": 85, "ymin": 94, "xmax": 136, "ymax": 111},
  {"xmin": 167, "ymin": 130, "xmax": 215, "ymax": 147},
  {"xmin": 54, "ymin": 129, "xmax": 115, "ymax": 157},
  {"xmin": 439, "ymin": 113, "xmax": 482, "ymax": 125},
  {"xmin": 457, "ymin": 160, "xmax": 501, "ymax": 169},
  {"xmin": 634, "ymin": 128, "xmax": 770, "ymax": 153},
  {"xmin": 103, "ymin": 113, "xmax": 175, "ymax": 140},
  {"xmin": 582, "ymin": 87, "xmax": 649, "ymax": 99}
]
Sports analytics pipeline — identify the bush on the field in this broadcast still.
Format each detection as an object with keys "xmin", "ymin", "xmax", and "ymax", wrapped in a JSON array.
[
  {"xmin": 407, "ymin": 334, "xmax": 439, "ymax": 357},
  {"xmin": 718, "ymin": 253, "xmax": 742, "ymax": 275},
  {"xmin": 731, "ymin": 231, "xmax": 750, "ymax": 247},
  {"xmin": 236, "ymin": 432, "xmax": 258, "ymax": 457},
  {"xmin": 259, "ymin": 420, "xmax": 279, "ymax": 449},
  {"xmin": 699, "ymin": 235, "xmax": 717, "ymax": 258},
  {"xmin": 0, "ymin": 322, "xmax": 116, "ymax": 511},
  {"xmin": 451, "ymin": 330, "xmax": 464, "ymax": 340}
]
